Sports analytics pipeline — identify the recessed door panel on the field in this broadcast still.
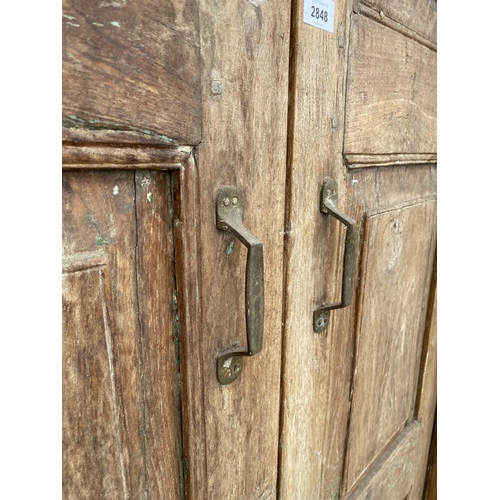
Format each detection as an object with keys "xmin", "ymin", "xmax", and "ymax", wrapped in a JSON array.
[{"xmin": 343, "ymin": 199, "xmax": 436, "ymax": 492}]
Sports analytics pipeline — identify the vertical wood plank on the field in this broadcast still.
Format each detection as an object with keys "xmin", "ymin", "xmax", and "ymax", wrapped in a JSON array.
[
  {"xmin": 134, "ymin": 171, "xmax": 184, "ymax": 499},
  {"xmin": 278, "ymin": 0, "xmax": 355, "ymax": 498},
  {"xmin": 175, "ymin": 0, "xmax": 291, "ymax": 494},
  {"xmin": 409, "ymin": 254, "xmax": 437, "ymax": 500},
  {"xmin": 422, "ymin": 413, "xmax": 437, "ymax": 500}
]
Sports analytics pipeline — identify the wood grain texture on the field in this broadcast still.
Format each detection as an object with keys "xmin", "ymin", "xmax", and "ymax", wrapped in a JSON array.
[
  {"xmin": 409, "ymin": 257, "xmax": 437, "ymax": 500},
  {"xmin": 342, "ymin": 199, "xmax": 436, "ymax": 493},
  {"xmin": 345, "ymin": 153, "xmax": 437, "ymax": 169},
  {"xmin": 62, "ymin": 145, "xmax": 192, "ymax": 170},
  {"xmin": 171, "ymin": 159, "xmax": 207, "ymax": 498},
  {"xmin": 423, "ymin": 413, "xmax": 437, "ymax": 500},
  {"xmin": 356, "ymin": 3, "xmax": 436, "ymax": 52},
  {"xmin": 344, "ymin": 201, "xmax": 435, "ymax": 490},
  {"xmin": 62, "ymin": 0, "xmax": 201, "ymax": 145},
  {"xmin": 344, "ymin": 15, "xmax": 436, "ymax": 160},
  {"xmin": 361, "ymin": 0, "xmax": 437, "ymax": 45},
  {"xmin": 63, "ymin": 263, "xmax": 127, "ymax": 499},
  {"xmin": 343, "ymin": 422, "xmax": 420, "ymax": 500},
  {"xmin": 278, "ymin": 0, "xmax": 357, "ymax": 498},
  {"xmin": 133, "ymin": 171, "xmax": 185, "ymax": 499},
  {"xmin": 173, "ymin": 0, "xmax": 291, "ymax": 496},
  {"xmin": 62, "ymin": 171, "xmax": 183, "ymax": 499}
]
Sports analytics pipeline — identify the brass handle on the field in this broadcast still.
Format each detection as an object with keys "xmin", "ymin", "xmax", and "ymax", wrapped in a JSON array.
[
  {"xmin": 313, "ymin": 178, "xmax": 357, "ymax": 333},
  {"xmin": 215, "ymin": 187, "xmax": 264, "ymax": 384}
]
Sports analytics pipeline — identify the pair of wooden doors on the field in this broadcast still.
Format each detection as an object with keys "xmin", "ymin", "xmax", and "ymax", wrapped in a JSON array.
[{"xmin": 62, "ymin": 0, "xmax": 437, "ymax": 498}]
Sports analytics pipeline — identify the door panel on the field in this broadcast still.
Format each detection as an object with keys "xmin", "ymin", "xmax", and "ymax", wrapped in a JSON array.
[
  {"xmin": 343, "ymin": 200, "xmax": 436, "ymax": 492},
  {"xmin": 62, "ymin": 171, "xmax": 184, "ymax": 499},
  {"xmin": 62, "ymin": 258, "xmax": 125, "ymax": 499},
  {"xmin": 344, "ymin": 15, "xmax": 437, "ymax": 168},
  {"xmin": 358, "ymin": 0, "xmax": 437, "ymax": 45},
  {"xmin": 62, "ymin": 0, "xmax": 201, "ymax": 144},
  {"xmin": 344, "ymin": 422, "xmax": 420, "ymax": 500}
]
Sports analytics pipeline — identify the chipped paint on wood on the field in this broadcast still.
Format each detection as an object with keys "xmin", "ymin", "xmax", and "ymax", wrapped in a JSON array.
[
  {"xmin": 225, "ymin": 240, "xmax": 235, "ymax": 258},
  {"xmin": 248, "ymin": 0, "xmax": 267, "ymax": 7},
  {"xmin": 95, "ymin": 236, "xmax": 110, "ymax": 246}
]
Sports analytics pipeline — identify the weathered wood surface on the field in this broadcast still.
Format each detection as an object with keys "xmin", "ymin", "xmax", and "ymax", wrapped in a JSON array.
[
  {"xmin": 410, "ymin": 258, "xmax": 437, "ymax": 500},
  {"xmin": 278, "ymin": 0, "xmax": 437, "ymax": 496},
  {"xmin": 344, "ymin": 422, "xmax": 420, "ymax": 500},
  {"xmin": 354, "ymin": 3, "xmax": 436, "ymax": 52},
  {"xmin": 62, "ymin": 144, "xmax": 192, "ymax": 170},
  {"xmin": 62, "ymin": 171, "xmax": 183, "ymax": 499},
  {"xmin": 360, "ymin": 0, "xmax": 437, "ymax": 45},
  {"xmin": 278, "ymin": 0, "xmax": 356, "ymax": 498},
  {"xmin": 342, "ymin": 199, "xmax": 436, "ymax": 494},
  {"xmin": 172, "ymin": 0, "xmax": 291, "ymax": 496},
  {"xmin": 423, "ymin": 413, "xmax": 437, "ymax": 500},
  {"xmin": 340, "ymin": 165, "xmax": 436, "ymax": 498},
  {"xmin": 344, "ymin": 15, "xmax": 437, "ymax": 163},
  {"xmin": 344, "ymin": 153, "xmax": 437, "ymax": 169},
  {"xmin": 62, "ymin": 0, "xmax": 201, "ymax": 145}
]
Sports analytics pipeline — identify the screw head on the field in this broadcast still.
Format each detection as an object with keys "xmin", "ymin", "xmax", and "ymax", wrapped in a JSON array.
[
  {"xmin": 315, "ymin": 313, "xmax": 329, "ymax": 331},
  {"xmin": 233, "ymin": 363, "xmax": 241, "ymax": 374},
  {"xmin": 223, "ymin": 197, "xmax": 230, "ymax": 206},
  {"xmin": 223, "ymin": 368, "xmax": 232, "ymax": 379},
  {"xmin": 231, "ymin": 197, "xmax": 238, "ymax": 206}
]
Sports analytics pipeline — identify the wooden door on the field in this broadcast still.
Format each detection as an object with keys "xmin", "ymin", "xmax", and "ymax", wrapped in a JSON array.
[
  {"xmin": 62, "ymin": 0, "xmax": 202, "ymax": 497},
  {"xmin": 63, "ymin": 0, "xmax": 436, "ymax": 498},
  {"xmin": 278, "ymin": 0, "xmax": 437, "ymax": 499},
  {"xmin": 63, "ymin": 0, "xmax": 291, "ymax": 497}
]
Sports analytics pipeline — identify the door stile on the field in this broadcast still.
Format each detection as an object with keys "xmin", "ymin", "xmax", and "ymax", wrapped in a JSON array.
[
  {"xmin": 172, "ymin": 0, "xmax": 292, "ymax": 496},
  {"xmin": 409, "ymin": 249, "xmax": 437, "ymax": 500},
  {"xmin": 278, "ymin": 0, "xmax": 357, "ymax": 497},
  {"xmin": 172, "ymin": 155, "xmax": 209, "ymax": 499}
]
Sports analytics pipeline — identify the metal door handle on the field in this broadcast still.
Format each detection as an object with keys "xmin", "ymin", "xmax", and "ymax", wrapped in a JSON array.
[
  {"xmin": 313, "ymin": 178, "xmax": 357, "ymax": 333},
  {"xmin": 215, "ymin": 187, "xmax": 264, "ymax": 384}
]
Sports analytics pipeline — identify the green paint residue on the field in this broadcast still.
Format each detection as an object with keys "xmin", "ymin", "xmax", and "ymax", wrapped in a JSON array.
[
  {"xmin": 147, "ymin": 192, "xmax": 154, "ymax": 204},
  {"xmin": 92, "ymin": 22, "xmax": 104, "ymax": 27},
  {"xmin": 226, "ymin": 240, "xmax": 235, "ymax": 258},
  {"xmin": 62, "ymin": 14, "xmax": 76, "ymax": 20},
  {"xmin": 85, "ymin": 214, "xmax": 93, "ymax": 222},
  {"xmin": 67, "ymin": 22, "xmax": 80, "ymax": 27},
  {"xmin": 95, "ymin": 236, "xmax": 110, "ymax": 246},
  {"xmin": 110, "ymin": 21, "xmax": 121, "ymax": 27}
]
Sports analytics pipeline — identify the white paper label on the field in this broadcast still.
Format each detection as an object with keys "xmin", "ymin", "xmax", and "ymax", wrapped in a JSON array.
[{"xmin": 303, "ymin": 0, "xmax": 334, "ymax": 33}]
